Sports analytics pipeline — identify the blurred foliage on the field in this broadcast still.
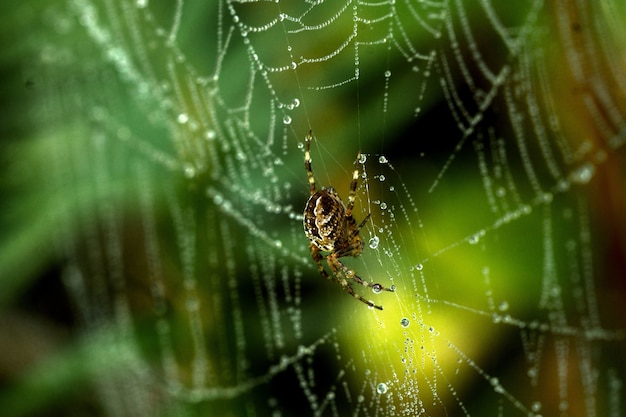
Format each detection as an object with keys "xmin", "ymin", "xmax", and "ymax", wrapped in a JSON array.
[{"xmin": 1, "ymin": 1, "xmax": 626, "ymax": 417}]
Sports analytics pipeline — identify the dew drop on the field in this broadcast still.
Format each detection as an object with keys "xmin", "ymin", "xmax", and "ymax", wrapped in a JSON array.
[
  {"xmin": 282, "ymin": 115, "xmax": 292, "ymax": 125},
  {"xmin": 186, "ymin": 297, "xmax": 199, "ymax": 311},
  {"xmin": 359, "ymin": 154, "xmax": 367, "ymax": 164},
  {"xmin": 540, "ymin": 192, "xmax": 553, "ymax": 203},
  {"xmin": 378, "ymin": 175, "xmax": 386, "ymax": 182},
  {"xmin": 376, "ymin": 383, "xmax": 388, "ymax": 394},
  {"xmin": 400, "ymin": 317, "xmax": 410, "ymax": 328},
  {"xmin": 468, "ymin": 233, "xmax": 481, "ymax": 245},
  {"xmin": 183, "ymin": 164, "xmax": 196, "ymax": 178},
  {"xmin": 372, "ymin": 283, "xmax": 383, "ymax": 294},
  {"xmin": 384, "ymin": 70, "xmax": 391, "ymax": 78},
  {"xmin": 205, "ymin": 129, "xmax": 216, "ymax": 141},
  {"xmin": 292, "ymin": 98, "xmax": 300, "ymax": 107},
  {"xmin": 378, "ymin": 155, "xmax": 388, "ymax": 164},
  {"xmin": 380, "ymin": 202, "xmax": 387, "ymax": 210},
  {"xmin": 177, "ymin": 113, "xmax": 189, "ymax": 124},
  {"xmin": 368, "ymin": 236, "xmax": 380, "ymax": 249},
  {"xmin": 570, "ymin": 162, "xmax": 595, "ymax": 184}
]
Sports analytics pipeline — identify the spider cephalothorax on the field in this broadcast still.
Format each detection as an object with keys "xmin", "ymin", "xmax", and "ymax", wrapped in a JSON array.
[{"xmin": 302, "ymin": 131, "xmax": 394, "ymax": 310}]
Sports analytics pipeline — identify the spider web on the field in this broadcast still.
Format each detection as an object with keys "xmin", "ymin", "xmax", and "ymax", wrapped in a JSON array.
[{"xmin": 3, "ymin": 0, "xmax": 626, "ymax": 416}]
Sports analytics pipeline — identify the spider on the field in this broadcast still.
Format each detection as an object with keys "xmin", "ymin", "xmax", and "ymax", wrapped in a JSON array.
[{"xmin": 302, "ymin": 131, "xmax": 394, "ymax": 310}]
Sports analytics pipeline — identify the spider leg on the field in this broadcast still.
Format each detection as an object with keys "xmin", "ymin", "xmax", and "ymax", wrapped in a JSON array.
[
  {"xmin": 354, "ymin": 213, "xmax": 371, "ymax": 236},
  {"xmin": 344, "ymin": 158, "xmax": 361, "ymax": 217},
  {"xmin": 333, "ymin": 241, "xmax": 395, "ymax": 293},
  {"xmin": 310, "ymin": 242, "xmax": 335, "ymax": 284},
  {"xmin": 311, "ymin": 244, "xmax": 381, "ymax": 309},
  {"xmin": 304, "ymin": 131, "xmax": 317, "ymax": 196},
  {"xmin": 326, "ymin": 253, "xmax": 386, "ymax": 310},
  {"xmin": 329, "ymin": 254, "xmax": 395, "ymax": 294}
]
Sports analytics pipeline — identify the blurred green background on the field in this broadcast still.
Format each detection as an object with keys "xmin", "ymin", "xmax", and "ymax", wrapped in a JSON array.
[{"xmin": 2, "ymin": 1, "xmax": 626, "ymax": 416}]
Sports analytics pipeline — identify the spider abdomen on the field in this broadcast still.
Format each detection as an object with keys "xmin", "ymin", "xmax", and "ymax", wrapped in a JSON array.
[{"xmin": 303, "ymin": 189, "xmax": 349, "ymax": 252}]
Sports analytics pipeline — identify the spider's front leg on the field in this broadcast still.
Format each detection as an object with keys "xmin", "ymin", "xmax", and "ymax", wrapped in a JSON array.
[{"xmin": 325, "ymin": 253, "xmax": 385, "ymax": 310}]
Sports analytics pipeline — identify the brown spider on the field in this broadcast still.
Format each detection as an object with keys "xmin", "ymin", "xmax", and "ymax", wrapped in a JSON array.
[{"xmin": 302, "ymin": 131, "xmax": 394, "ymax": 310}]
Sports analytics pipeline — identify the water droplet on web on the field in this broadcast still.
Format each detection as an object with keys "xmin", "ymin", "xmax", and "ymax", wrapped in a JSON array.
[
  {"xmin": 384, "ymin": 70, "xmax": 391, "ymax": 78},
  {"xmin": 378, "ymin": 155, "xmax": 388, "ymax": 164},
  {"xmin": 290, "ymin": 61, "xmax": 297, "ymax": 69},
  {"xmin": 570, "ymin": 162, "xmax": 595, "ymax": 184},
  {"xmin": 540, "ymin": 192, "xmax": 553, "ymax": 203},
  {"xmin": 368, "ymin": 236, "xmax": 379, "ymax": 249},
  {"xmin": 400, "ymin": 317, "xmax": 410, "ymax": 328},
  {"xmin": 359, "ymin": 154, "xmax": 367, "ymax": 164},
  {"xmin": 205, "ymin": 129, "xmax": 216, "ymax": 141},
  {"xmin": 282, "ymin": 115, "xmax": 292, "ymax": 125},
  {"xmin": 468, "ymin": 232, "xmax": 482, "ymax": 245},
  {"xmin": 186, "ymin": 297, "xmax": 199, "ymax": 311},
  {"xmin": 292, "ymin": 98, "xmax": 300, "ymax": 107},
  {"xmin": 183, "ymin": 164, "xmax": 196, "ymax": 178},
  {"xmin": 415, "ymin": 263, "xmax": 423, "ymax": 271},
  {"xmin": 498, "ymin": 301, "xmax": 509, "ymax": 311},
  {"xmin": 377, "ymin": 175, "xmax": 386, "ymax": 182},
  {"xmin": 372, "ymin": 283, "xmax": 382, "ymax": 294},
  {"xmin": 490, "ymin": 377, "xmax": 504, "ymax": 393},
  {"xmin": 376, "ymin": 383, "xmax": 388, "ymax": 394},
  {"xmin": 177, "ymin": 113, "xmax": 189, "ymax": 124},
  {"xmin": 380, "ymin": 202, "xmax": 387, "ymax": 210},
  {"xmin": 531, "ymin": 401, "xmax": 542, "ymax": 412}
]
